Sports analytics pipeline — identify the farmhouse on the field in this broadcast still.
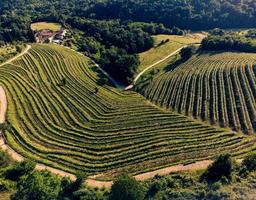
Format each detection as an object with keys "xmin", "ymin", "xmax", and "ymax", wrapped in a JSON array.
[{"xmin": 34, "ymin": 29, "xmax": 67, "ymax": 44}]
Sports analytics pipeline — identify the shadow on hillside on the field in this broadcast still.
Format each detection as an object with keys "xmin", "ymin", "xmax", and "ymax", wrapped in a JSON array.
[
  {"xmin": 90, "ymin": 66, "xmax": 114, "ymax": 87},
  {"xmin": 164, "ymin": 58, "xmax": 185, "ymax": 73}
]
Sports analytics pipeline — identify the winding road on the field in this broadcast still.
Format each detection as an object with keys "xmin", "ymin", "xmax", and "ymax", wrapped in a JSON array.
[{"xmin": 0, "ymin": 43, "xmax": 218, "ymax": 188}]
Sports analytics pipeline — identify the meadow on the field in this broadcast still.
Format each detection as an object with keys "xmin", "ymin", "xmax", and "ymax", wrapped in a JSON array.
[
  {"xmin": 138, "ymin": 35, "xmax": 203, "ymax": 73},
  {"xmin": 30, "ymin": 22, "xmax": 62, "ymax": 31}
]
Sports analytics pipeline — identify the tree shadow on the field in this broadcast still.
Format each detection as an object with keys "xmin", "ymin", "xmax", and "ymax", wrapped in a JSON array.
[
  {"xmin": 90, "ymin": 66, "xmax": 114, "ymax": 87},
  {"xmin": 163, "ymin": 58, "xmax": 184, "ymax": 73}
]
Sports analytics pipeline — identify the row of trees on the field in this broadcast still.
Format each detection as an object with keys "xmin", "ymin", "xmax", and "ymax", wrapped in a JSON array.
[
  {"xmin": 201, "ymin": 34, "xmax": 256, "ymax": 52},
  {"xmin": 2, "ymin": 153, "xmax": 256, "ymax": 200}
]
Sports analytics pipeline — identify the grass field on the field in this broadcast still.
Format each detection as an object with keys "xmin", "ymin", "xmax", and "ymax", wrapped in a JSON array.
[
  {"xmin": 31, "ymin": 22, "xmax": 61, "ymax": 31},
  {"xmin": 0, "ymin": 44, "xmax": 254, "ymax": 179},
  {"xmin": 142, "ymin": 52, "xmax": 256, "ymax": 135},
  {"xmin": 138, "ymin": 35, "xmax": 203, "ymax": 73},
  {"xmin": 0, "ymin": 45, "xmax": 25, "ymax": 64}
]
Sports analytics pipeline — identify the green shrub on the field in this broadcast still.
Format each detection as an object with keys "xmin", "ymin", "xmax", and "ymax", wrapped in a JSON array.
[
  {"xmin": 4, "ymin": 160, "xmax": 36, "ymax": 181},
  {"xmin": 201, "ymin": 154, "xmax": 233, "ymax": 183},
  {"xmin": 11, "ymin": 170, "xmax": 61, "ymax": 200},
  {"xmin": 0, "ymin": 151, "xmax": 11, "ymax": 168},
  {"xmin": 0, "ymin": 178, "xmax": 14, "ymax": 192},
  {"xmin": 110, "ymin": 174, "xmax": 145, "ymax": 200},
  {"xmin": 180, "ymin": 45, "xmax": 196, "ymax": 60},
  {"xmin": 58, "ymin": 172, "xmax": 87, "ymax": 200},
  {"xmin": 242, "ymin": 153, "xmax": 256, "ymax": 172}
]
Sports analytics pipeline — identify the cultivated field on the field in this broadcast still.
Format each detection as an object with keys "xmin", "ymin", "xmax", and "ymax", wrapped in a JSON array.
[
  {"xmin": 0, "ymin": 45, "xmax": 254, "ymax": 179},
  {"xmin": 143, "ymin": 52, "xmax": 256, "ymax": 134},
  {"xmin": 31, "ymin": 22, "xmax": 61, "ymax": 31}
]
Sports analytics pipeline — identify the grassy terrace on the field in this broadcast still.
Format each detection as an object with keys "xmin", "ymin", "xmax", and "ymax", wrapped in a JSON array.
[
  {"xmin": 138, "ymin": 35, "xmax": 203, "ymax": 73},
  {"xmin": 143, "ymin": 52, "xmax": 256, "ymax": 135},
  {"xmin": 31, "ymin": 22, "xmax": 62, "ymax": 31},
  {"xmin": 0, "ymin": 44, "xmax": 254, "ymax": 179}
]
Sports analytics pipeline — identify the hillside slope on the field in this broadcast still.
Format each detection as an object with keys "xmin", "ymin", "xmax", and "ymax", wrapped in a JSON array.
[
  {"xmin": 143, "ymin": 52, "xmax": 256, "ymax": 134},
  {"xmin": 0, "ymin": 45, "xmax": 254, "ymax": 179}
]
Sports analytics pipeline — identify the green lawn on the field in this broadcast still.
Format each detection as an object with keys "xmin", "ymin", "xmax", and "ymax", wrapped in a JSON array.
[
  {"xmin": 31, "ymin": 22, "xmax": 62, "ymax": 31},
  {"xmin": 138, "ymin": 34, "xmax": 204, "ymax": 73}
]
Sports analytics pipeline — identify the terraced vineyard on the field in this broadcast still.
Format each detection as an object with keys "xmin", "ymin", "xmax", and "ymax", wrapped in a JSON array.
[
  {"xmin": 143, "ymin": 52, "xmax": 256, "ymax": 134},
  {"xmin": 0, "ymin": 45, "xmax": 254, "ymax": 178}
]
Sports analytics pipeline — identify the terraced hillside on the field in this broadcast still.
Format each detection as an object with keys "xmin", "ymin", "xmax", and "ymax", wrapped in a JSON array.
[
  {"xmin": 143, "ymin": 52, "xmax": 256, "ymax": 134},
  {"xmin": 0, "ymin": 45, "xmax": 254, "ymax": 178}
]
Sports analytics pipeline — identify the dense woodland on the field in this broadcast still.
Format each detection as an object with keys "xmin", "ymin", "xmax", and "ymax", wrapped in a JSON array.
[
  {"xmin": 2, "ymin": 0, "xmax": 256, "ymax": 32},
  {"xmin": 202, "ymin": 30, "xmax": 256, "ymax": 52}
]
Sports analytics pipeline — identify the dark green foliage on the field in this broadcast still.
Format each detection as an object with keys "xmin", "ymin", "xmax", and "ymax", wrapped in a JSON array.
[
  {"xmin": 11, "ymin": 170, "xmax": 62, "ymax": 200},
  {"xmin": 59, "ymin": 172, "xmax": 87, "ymax": 200},
  {"xmin": 180, "ymin": 45, "xmax": 196, "ymax": 60},
  {"xmin": 58, "ymin": 78, "xmax": 67, "ymax": 87},
  {"xmin": 88, "ymin": 0, "xmax": 256, "ymax": 30},
  {"xmin": 69, "ymin": 18, "xmax": 154, "ymax": 54},
  {"xmin": 73, "ymin": 187, "xmax": 109, "ymax": 200},
  {"xmin": 242, "ymin": 153, "xmax": 256, "ymax": 172},
  {"xmin": 0, "ymin": 122, "xmax": 12, "ymax": 133},
  {"xmin": 4, "ymin": 160, "xmax": 36, "ymax": 181},
  {"xmin": 98, "ymin": 47, "xmax": 140, "ymax": 85},
  {"xmin": 110, "ymin": 174, "xmax": 145, "ymax": 200},
  {"xmin": 201, "ymin": 154, "xmax": 233, "ymax": 183},
  {"xmin": 245, "ymin": 29, "xmax": 256, "ymax": 39},
  {"xmin": 210, "ymin": 28, "xmax": 225, "ymax": 36},
  {"xmin": 202, "ymin": 33, "xmax": 256, "ymax": 52},
  {"xmin": 69, "ymin": 18, "xmax": 153, "ymax": 84},
  {"xmin": 2, "ymin": 0, "xmax": 256, "ymax": 36},
  {"xmin": 0, "ymin": 151, "xmax": 11, "ymax": 168}
]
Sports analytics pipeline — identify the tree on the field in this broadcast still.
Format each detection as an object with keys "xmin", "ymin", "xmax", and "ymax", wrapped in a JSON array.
[
  {"xmin": 201, "ymin": 154, "xmax": 233, "ymax": 183},
  {"xmin": 0, "ymin": 151, "xmax": 11, "ymax": 168},
  {"xmin": 242, "ymin": 153, "xmax": 256, "ymax": 172},
  {"xmin": 180, "ymin": 45, "xmax": 196, "ymax": 60},
  {"xmin": 59, "ymin": 172, "xmax": 87, "ymax": 200},
  {"xmin": 11, "ymin": 170, "xmax": 62, "ymax": 200},
  {"xmin": 110, "ymin": 174, "xmax": 145, "ymax": 200},
  {"xmin": 5, "ymin": 160, "xmax": 36, "ymax": 181}
]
